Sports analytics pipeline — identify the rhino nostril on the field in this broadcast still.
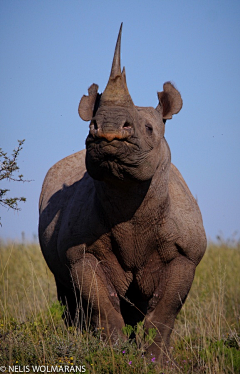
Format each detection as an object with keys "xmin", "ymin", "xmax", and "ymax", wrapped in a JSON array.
[
  {"xmin": 92, "ymin": 119, "xmax": 98, "ymax": 130},
  {"xmin": 123, "ymin": 121, "xmax": 132, "ymax": 129}
]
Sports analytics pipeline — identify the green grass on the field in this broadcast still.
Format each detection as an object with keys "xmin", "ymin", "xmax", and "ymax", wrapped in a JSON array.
[{"xmin": 0, "ymin": 239, "xmax": 239, "ymax": 373}]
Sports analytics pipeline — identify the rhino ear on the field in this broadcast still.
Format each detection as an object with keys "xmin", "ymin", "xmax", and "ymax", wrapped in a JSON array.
[
  {"xmin": 157, "ymin": 82, "xmax": 182, "ymax": 120},
  {"xmin": 78, "ymin": 83, "xmax": 100, "ymax": 121}
]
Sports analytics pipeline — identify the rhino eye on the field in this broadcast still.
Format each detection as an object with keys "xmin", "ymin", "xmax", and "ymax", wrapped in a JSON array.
[{"xmin": 145, "ymin": 123, "xmax": 153, "ymax": 135}]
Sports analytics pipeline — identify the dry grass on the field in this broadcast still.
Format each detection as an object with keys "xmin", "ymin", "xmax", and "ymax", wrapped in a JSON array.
[{"xmin": 0, "ymin": 239, "xmax": 239, "ymax": 373}]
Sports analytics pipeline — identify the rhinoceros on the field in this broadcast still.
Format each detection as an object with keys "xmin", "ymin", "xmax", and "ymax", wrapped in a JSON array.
[{"xmin": 39, "ymin": 24, "xmax": 206, "ymax": 362}]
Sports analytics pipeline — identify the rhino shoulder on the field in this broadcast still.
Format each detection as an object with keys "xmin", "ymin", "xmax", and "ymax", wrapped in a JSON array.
[{"xmin": 168, "ymin": 163, "xmax": 206, "ymax": 264}]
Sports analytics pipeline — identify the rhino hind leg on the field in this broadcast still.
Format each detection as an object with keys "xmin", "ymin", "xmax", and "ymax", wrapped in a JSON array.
[
  {"xmin": 55, "ymin": 277, "xmax": 87, "ymax": 328},
  {"xmin": 144, "ymin": 255, "xmax": 196, "ymax": 363}
]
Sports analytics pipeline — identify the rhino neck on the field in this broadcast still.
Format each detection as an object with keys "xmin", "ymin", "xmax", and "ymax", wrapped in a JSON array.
[{"xmin": 93, "ymin": 138, "xmax": 171, "ymax": 226}]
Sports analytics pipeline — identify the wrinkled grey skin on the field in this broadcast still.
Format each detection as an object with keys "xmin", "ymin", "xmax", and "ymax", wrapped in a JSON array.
[{"xmin": 39, "ymin": 24, "xmax": 206, "ymax": 362}]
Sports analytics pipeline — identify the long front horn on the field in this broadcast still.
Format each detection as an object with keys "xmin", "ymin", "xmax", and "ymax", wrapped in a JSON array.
[
  {"xmin": 100, "ymin": 23, "xmax": 134, "ymax": 107},
  {"xmin": 110, "ymin": 22, "xmax": 122, "ymax": 79}
]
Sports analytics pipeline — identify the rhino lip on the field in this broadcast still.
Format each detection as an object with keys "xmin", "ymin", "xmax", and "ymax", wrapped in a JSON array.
[
  {"xmin": 86, "ymin": 132, "xmax": 132, "ymax": 147},
  {"xmin": 86, "ymin": 135, "xmax": 134, "ymax": 163},
  {"xmin": 87, "ymin": 137, "xmax": 130, "ymax": 152}
]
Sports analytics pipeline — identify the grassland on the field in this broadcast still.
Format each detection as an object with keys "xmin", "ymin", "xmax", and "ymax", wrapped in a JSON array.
[{"xmin": 0, "ymin": 239, "xmax": 239, "ymax": 373}]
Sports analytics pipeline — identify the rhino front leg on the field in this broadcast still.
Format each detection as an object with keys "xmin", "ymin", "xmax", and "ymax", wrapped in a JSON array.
[
  {"xmin": 70, "ymin": 252, "xmax": 126, "ymax": 342},
  {"xmin": 145, "ymin": 256, "xmax": 196, "ymax": 363}
]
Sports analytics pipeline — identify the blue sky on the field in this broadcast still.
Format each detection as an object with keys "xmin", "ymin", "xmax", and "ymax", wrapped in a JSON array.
[{"xmin": 1, "ymin": 1, "xmax": 240, "ymax": 242}]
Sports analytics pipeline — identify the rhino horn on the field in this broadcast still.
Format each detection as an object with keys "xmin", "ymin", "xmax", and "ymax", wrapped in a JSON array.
[
  {"xmin": 110, "ymin": 22, "xmax": 122, "ymax": 79},
  {"xmin": 100, "ymin": 23, "xmax": 134, "ymax": 107}
]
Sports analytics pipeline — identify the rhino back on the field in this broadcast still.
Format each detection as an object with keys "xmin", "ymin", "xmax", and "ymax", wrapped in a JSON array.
[{"xmin": 39, "ymin": 150, "xmax": 86, "ymax": 213}]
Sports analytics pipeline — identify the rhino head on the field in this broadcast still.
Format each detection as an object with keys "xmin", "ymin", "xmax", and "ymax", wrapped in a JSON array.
[{"xmin": 78, "ymin": 24, "xmax": 182, "ymax": 182}]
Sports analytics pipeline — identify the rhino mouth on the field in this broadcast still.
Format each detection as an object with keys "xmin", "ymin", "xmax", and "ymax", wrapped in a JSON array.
[
  {"xmin": 86, "ymin": 135, "xmax": 139, "ymax": 159},
  {"xmin": 86, "ymin": 135, "xmax": 141, "ymax": 180}
]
